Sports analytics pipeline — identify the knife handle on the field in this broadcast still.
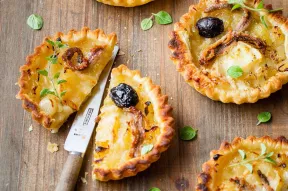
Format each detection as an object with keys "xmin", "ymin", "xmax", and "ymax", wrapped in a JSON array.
[{"xmin": 55, "ymin": 151, "xmax": 83, "ymax": 191}]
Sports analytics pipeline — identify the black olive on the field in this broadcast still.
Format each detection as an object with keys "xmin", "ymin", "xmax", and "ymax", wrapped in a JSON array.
[
  {"xmin": 196, "ymin": 17, "xmax": 224, "ymax": 38},
  {"xmin": 110, "ymin": 83, "xmax": 139, "ymax": 108}
]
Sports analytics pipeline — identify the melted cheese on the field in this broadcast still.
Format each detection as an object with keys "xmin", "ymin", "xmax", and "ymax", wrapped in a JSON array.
[
  {"xmin": 93, "ymin": 71, "xmax": 160, "ymax": 169},
  {"xmin": 19, "ymin": 30, "xmax": 116, "ymax": 131},
  {"xmin": 211, "ymin": 143, "xmax": 288, "ymax": 191},
  {"xmin": 215, "ymin": 41, "xmax": 263, "ymax": 77},
  {"xmin": 188, "ymin": 4, "xmax": 288, "ymax": 91}
]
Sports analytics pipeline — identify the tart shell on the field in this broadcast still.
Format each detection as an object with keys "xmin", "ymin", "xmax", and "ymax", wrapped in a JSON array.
[
  {"xmin": 17, "ymin": 27, "xmax": 117, "ymax": 131},
  {"xmin": 93, "ymin": 65, "xmax": 175, "ymax": 181},
  {"xmin": 168, "ymin": 0, "xmax": 288, "ymax": 104},
  {"xmin": 196, "ymin": 136, "xmax": 288, "ymax": 191},
  {"xmin": 96, "ymin": 0, "xmax": 154, "ymax": 7}
]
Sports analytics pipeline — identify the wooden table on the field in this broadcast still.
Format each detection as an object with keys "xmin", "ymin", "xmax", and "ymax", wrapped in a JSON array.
[{"xmin": 1, "ymin": 0, "xmax": 288, "ymax": 190}]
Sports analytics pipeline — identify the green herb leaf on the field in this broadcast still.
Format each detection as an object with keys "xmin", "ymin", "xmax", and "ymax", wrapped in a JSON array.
[
  {"xmin": 266, "ymin": 152, "xmax": 274, "ymax": 158},
  {"xmin": 27, "ymin": 14, "xmax": 43, "ymax": 30},
  {"xmin": 149, "ymin": 188, "xmax": 161, "ymax": 191},
  {"xmin": 37, "ymin": 69, "xmax": 48, "ymax": 76},
  {"xmin": 47, "ymin": 91, "xmax": 56, "ymax": 95},
  {"xmin": 260, "ymin": 16, "xmax": 268, "ymax": 28},
  {"xmin": 57, "ymin": 79, "xmax": 67, "ymax": 84},
  {"xmin": 227, "ymin": 66, "xmax": 243, "ymax": 78},
  {"xmin": 243, "ymin": 163, "xmax": 253, "ymax": 173},
  {"xmin": 141, "ymin": 18, "xmax": 153, "ymax": 31},
  {"xmin": 257, "ymin": 0, "xmax": 264, "ymax": 9},
  {"xmin": 55, "ymin": 41, "xmax": 68, "ymax": 48},
  {"xmin": 260, "ymin": 143, "xmax": 266, "ymax": 156},
  {"xmin": 60, "ymin": 91, "xmax": 67, "ymax": 97},
  {"xmin": 153, "ymin": 11, "xmax": 173, "ymax": 25},
  {"xmin": 54, "ymin": 72, "xmax": 60, "ymax": 79},
  {"xmin": 141, "ymin": 144, "xmax": 154, "ymax": 155},
  {"xmin": 46, "ymin": 55, "xmax": 58, "ymax": 64},
  {"xmin": 40, "ymin": 88, "xmax": 49, "ymax": 97},
  {"xmin": 257, "ymin": 112, "xmax": 271, "ymax": 125},
  {"xmin": 228, "ymin": 0, "xmax": 243, "ymax": 4},
  {"xmin": 269, "ymin": 8, "xmax": 283, "ymax": 13},
  {"xmin": 264, "ymin": 157, "xmax": 277, "ymax": 165},
  {"xmin": 232, "ymin": 4, "xmax": 242, "ymax": 11},
  {"xmin": 46, "ymin": 39, "xmax": 55, "ymax": 47},
  {"xmin": 238, "ymin": 149, "xmax": 246, "ymax": 160},
  {"xmin": 179, "ymin": 126, "xmax": 197, "ymax": 141}
]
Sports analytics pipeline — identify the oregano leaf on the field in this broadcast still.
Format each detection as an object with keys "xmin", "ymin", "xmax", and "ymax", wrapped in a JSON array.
[
  {"xmin": 264, "ymin": 157, "xmax": 277, "ymax": 165},
  {"xmin": 260, "ymin": 143, "xmax": 266, "ymax": 156},
  {"xmin": 37, "ymin": 69, "xmax": 48, "ymax": 76},
  {"xmin": 46, "ymin": 39, "xmax": 55, "ymax": 47},
  {"xmin": 260, "ymin": 16, "xmax": 268, "ymax": 28},
  {"xmin": 257, "ymin": 112, "xmax": 271, "ymax": 125},
  {"xmin": 153, "ymin": 11, "xmax": 173, "ymax": 25},
  {"xmin": 227, "ymin": 66, "xmax": 243, "ymax": 78},
  {"xmin": 269, "ymin": 8, "xmax": 283, "ymax": 13},
  {"xmin": 149, "ymin": 188, "xmax": 161, "ymax": 191},
  {"xmin": 46, "ymin": 55, "xmax": 58, "ymax": 64},
  {"xmin": 54, "ymin": 72, "xmax": 60, "ymax": 79},
  {"xmin": 257, "ymin": 0, "xmax": 264, "ymax": 9},
  {"xmin": 266, "ymin": 152, "xmax": 274, "ymax": 157},
  {"xmin": 232, "ymin": 4, "xmax": 242, "ymax": 11},
  {"xmin": 238, "ymin": 149, "xmax": 246, "ymax": 160},
  {"xmin": 179, "ymin": 126, "xmax": 197, "ymax": 141},
  {"xmin": 57, "ymin": 79, "xmax": 67, "ymax": 84},
  {"xmin": 27, "ymin": 14, "xmax": 43, "ymax": 30},
  {"xmin": 141, "ymin": 18, "xmax": 153, "ymax": 31},
  {"xmin": 60, "ymin": 91, "xmax": 67, "ymax": 97},
  {"xmin": 243, "ymin": 163, "xmax": 253, "ymax": 173},
  {"xmin": 228, "ymin": 0, "xmax": 244, "ymax": 4},
  {"xmin": 141, "ymin": 144, "xmax": 154, "ymax": 155},
  {"xmin": 40, "ymin": 88, "xmax": 49, "ymax": 98}
]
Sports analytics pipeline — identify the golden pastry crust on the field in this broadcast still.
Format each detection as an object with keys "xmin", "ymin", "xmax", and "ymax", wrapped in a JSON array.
[
  {"xmin": 93, "ymin": 65, "xmax": 174, "ymax": 181},
  {"xmin": 17, "ymin": 27, "xmax": 117, "ymax": 132},
  {"xmin": 96, "ymin": 0, "xmax": 153, "ymax": 7},
  {"xmin": 168, "ymin": 0, "xmax": 288, "ymax": 104},
  {"xmin": 196, "ymin": 136, "xmax": 288, "ymax": 191}
]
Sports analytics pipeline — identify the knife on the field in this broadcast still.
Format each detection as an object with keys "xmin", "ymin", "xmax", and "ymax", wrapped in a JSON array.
[{"xmin": 55, "ymin": 46, "xmax": 119, "ymax": 191}]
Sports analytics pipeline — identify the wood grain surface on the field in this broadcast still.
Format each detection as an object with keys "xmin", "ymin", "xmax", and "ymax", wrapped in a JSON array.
[{"xmin": 0, "ymin": 0, "xmax": 288, "ymax": 190}]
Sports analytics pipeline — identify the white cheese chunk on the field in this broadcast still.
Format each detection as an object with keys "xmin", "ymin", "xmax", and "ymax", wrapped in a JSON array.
[{"xmin": 216, "ymin": 41, "xmax": 263, "ymax": 76}]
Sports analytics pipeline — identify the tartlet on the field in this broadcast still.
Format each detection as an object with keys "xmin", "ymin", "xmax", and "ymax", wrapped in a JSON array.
[
  {"xmin": 168, "ymin": 0, "xmax": 288, "ymax": 104},
  {"xmin": 96, "ymin": 0, "xmax": 153, "ymax": 7},
  {"xmin": 196, "ymin": 136, "xmax": 288, "ymax": 190},
  {"xmin": 17, "ymin": 27, "xmax": 117, "ymax": 132},
  {"xmin": 93, "ymin": 65, "xmax": 174, "ymax": 181}
]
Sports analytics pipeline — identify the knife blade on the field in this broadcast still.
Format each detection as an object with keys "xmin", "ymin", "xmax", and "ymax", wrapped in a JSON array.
[
  {"xmin": 64, "ymin": 45, "xmax": 119, "ymax": 153},
  {"xmin": 55, "ymin": 46, "xmax": 119, "ymax": 191}
]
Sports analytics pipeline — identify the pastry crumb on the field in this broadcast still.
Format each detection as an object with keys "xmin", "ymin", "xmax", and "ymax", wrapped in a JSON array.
[
  {"xmin": 28, "ymin": 125, "xmax": 33, "ymax": 132},
  {"xmin": 81, "ymin": 172, "xmax": 89, "ymax": 184},
  {"xmin": 124, "ymin": 27, "xmax": 127, "ymax": 30},
  {"xmin": 137, "ymin": 49, "xmax": 142, "ymax": 52},
  {"xmin": 170, "ymin": 97, "xmax": 173, "ymax": 100},
  {"xmin": 154, "ymin": 38, "xmax": 157, "ymax": 41},
  {"xmin": 15, "ymin": 82, "xmax": 18, "ymax": 85},
  {"xmin": 118, "ymin": 51, "xmax": 125, "ymax": 56},
  {"xmin": 47, "ymin": 142, "xmax": 59, "ymax": 153},
  {"xmin": 156, "ymin": 73, "xmax": 160, "ymax": 76}
]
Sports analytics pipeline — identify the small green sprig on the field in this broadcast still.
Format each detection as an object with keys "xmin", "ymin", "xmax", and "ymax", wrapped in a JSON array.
[
  {"xmin": 229, "ymin": 143, "xmax": 277, "ymax": 173},
  {"xmin": 141, "ymin": 11, "xmax": 173, "ymax": 31},
  {"xmin": 38, "ymin": 39, "xmax": 68, "ymax": 100},
  {"xmin": 228, "ymin": 0, "xmax": 283, "ymax": 28}
]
